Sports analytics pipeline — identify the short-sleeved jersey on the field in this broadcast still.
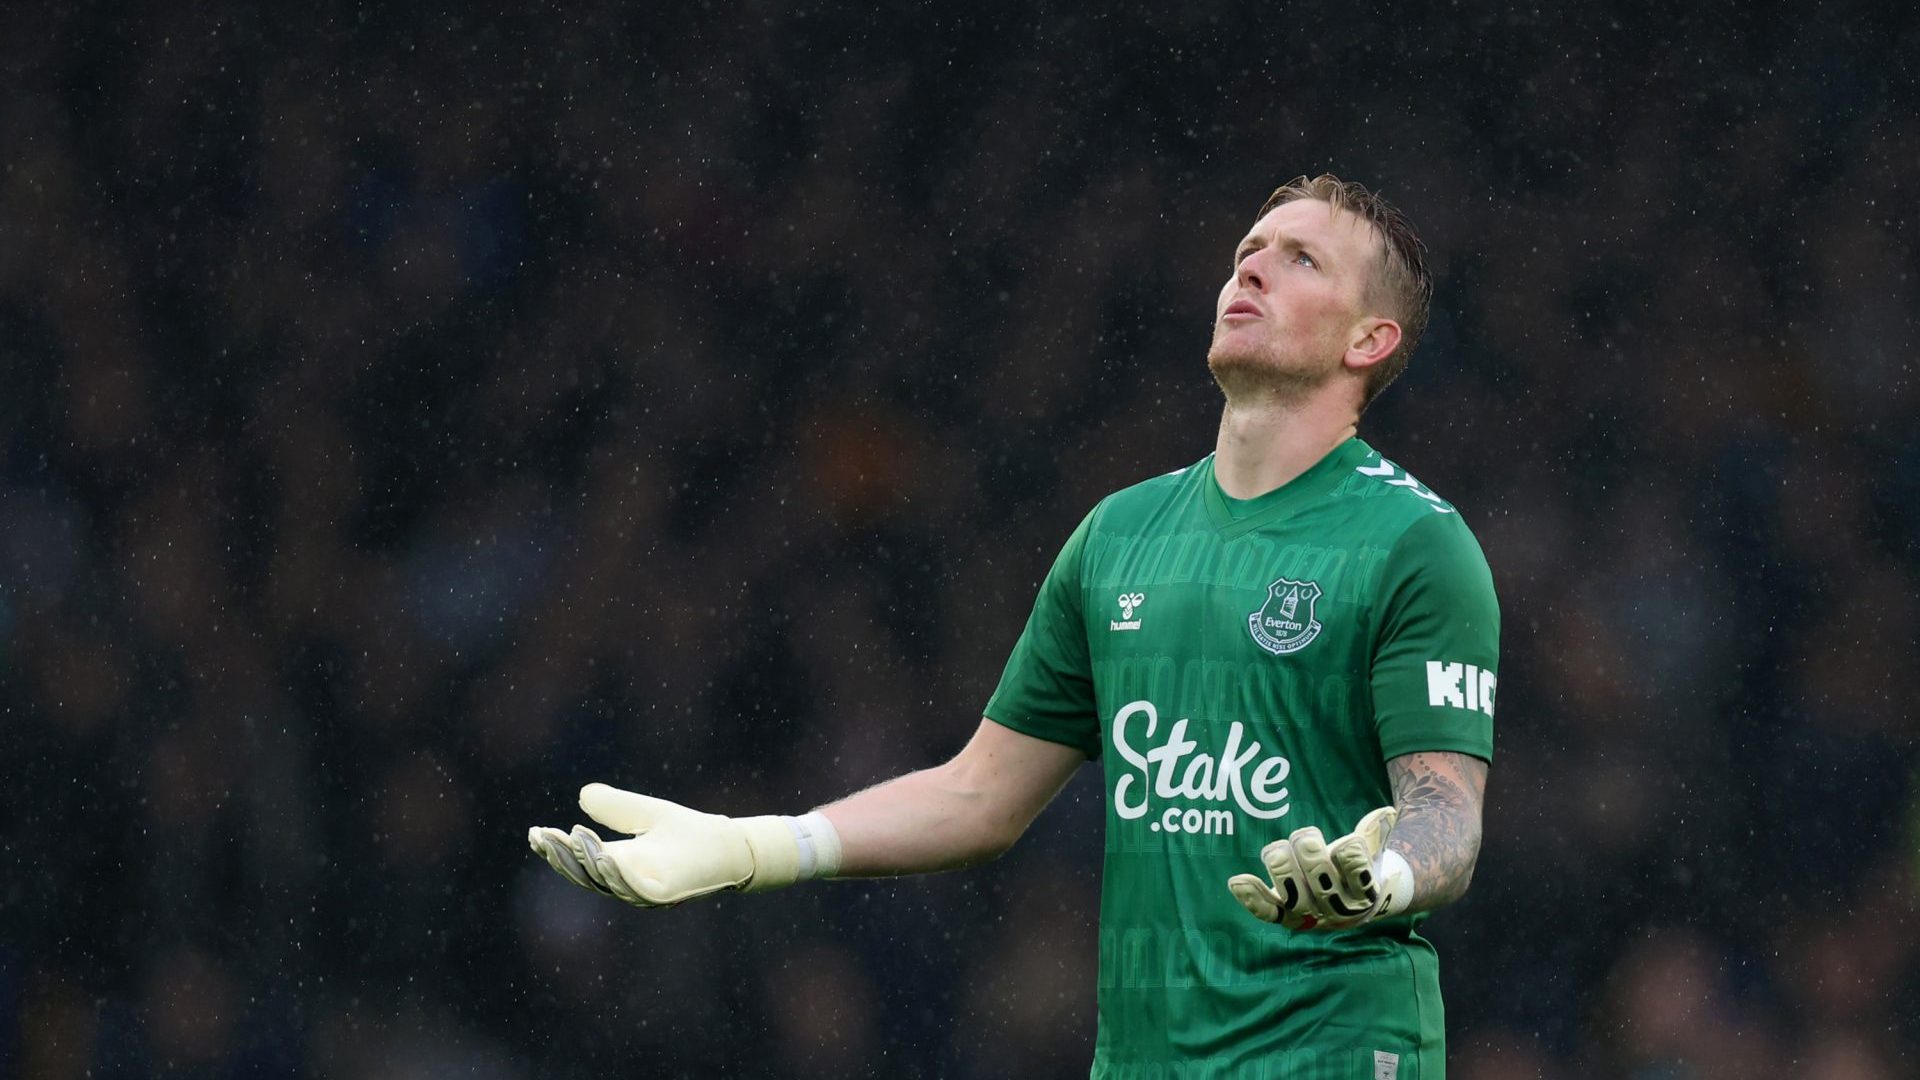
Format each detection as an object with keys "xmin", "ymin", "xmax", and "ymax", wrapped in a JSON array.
[{"xmin": 985, "ymin": 437, "xmax": 1499, "ymax": 1080}]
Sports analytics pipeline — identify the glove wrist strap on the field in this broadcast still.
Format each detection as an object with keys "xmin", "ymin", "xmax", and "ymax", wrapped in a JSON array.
[
  {"xmin": 787, "ymin": 810, "xmax": 843, "ymax": 880},
  {"xmin": 1374, "ymin": 849, "xmax": 1416, "ymax": 917},
  {"xmin": 734, "ymin": 811, "xmax": 844, "ymax": 893}
]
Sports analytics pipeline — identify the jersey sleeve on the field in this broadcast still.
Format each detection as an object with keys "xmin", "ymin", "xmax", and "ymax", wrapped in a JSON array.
[
  {"xmin": 982, "ymin": 508, "xmax": 1101, "ymax": 760},
  {"xmin": 1369, "ymin": 510, "xmax": 1501, "ymax": 762}
]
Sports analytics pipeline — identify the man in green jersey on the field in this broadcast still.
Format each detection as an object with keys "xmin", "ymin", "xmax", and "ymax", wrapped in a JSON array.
[{"xmin": 529, "ymin": 175, "xmax": 1497, "ymax": 1079}]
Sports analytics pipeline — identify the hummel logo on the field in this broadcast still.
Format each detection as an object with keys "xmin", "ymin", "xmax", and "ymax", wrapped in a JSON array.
[
  {"xmin": 1111, "ymin": 592, "xmax": 1145, "ymax": 631},
  {"xmin": 1355, "ymin": 457, "xmax": 1455, "ymax": 514}
]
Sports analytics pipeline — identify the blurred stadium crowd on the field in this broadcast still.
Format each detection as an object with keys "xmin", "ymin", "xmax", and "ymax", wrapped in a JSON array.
[{"xmin": 3, "ymin": 3, "xmax": 1917, "ymax": 1077}]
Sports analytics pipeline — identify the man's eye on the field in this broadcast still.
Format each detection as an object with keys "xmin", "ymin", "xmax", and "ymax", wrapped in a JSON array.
[{"xmin": 1295, "ymin": 252, "xmax": 1317, "ymax": 268}]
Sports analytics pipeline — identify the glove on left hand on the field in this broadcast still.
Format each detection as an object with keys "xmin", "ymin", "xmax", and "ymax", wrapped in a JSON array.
[{"xmin": 1227, "ymin": 806, "xmax": 1403, "ymax": 931}]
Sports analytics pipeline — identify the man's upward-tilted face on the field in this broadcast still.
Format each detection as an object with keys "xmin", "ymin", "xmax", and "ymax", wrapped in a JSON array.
[{"xmin": 1207, "ymin": 197, "xmax": 1400, "ymax": 405}]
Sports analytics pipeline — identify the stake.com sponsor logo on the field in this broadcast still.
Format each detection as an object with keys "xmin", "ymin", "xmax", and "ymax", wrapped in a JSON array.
[{"xmin": 1111, "ymin": 699, "xmax": 1292, "ymax": 836}]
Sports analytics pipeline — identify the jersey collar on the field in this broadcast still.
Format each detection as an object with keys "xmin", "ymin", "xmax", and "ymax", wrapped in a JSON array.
[{"xmin": 1201, "ymin": 437, "xmax": 1372, "ymax": 537}]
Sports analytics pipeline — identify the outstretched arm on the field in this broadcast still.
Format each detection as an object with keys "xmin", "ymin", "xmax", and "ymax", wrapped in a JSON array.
[
  {"xmin": 821, "ymin": 718, "xmax": 1086, "ymax": 876},
  {"xmin": 527, "ymin": 718, "xmax": 1085, "ymax": 905},
  {"xmin": 1384, "ymin": 750, "xmax": 1487, "ymax": 913}
]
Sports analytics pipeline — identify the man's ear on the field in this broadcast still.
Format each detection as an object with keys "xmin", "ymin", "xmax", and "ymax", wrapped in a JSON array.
[{"xmin": 1343, "ymin": 317, "xmax": 1402, "ymax": 374}]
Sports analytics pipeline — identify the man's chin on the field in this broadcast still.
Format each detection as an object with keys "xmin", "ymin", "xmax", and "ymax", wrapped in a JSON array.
[
  {"xmin": 1208, "ymin": 346, "xmax": 1279, "ymax": 392},
  {"xmin": 1207, "ymin": 344, "xmax": 1265, "ymax": 379},
  {"xmin": 1207, "ymin": 347, "xmax": 1325, "ymax": 403}
]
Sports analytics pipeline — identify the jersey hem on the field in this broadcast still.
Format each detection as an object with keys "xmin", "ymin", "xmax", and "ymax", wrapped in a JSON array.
[
  {"xmin": 980, "ymin": 707, "xmax": 1102, "ymax": 761},
  {"xmin": 1377, "ymin": 736, "xmax": 1493, "ymax": 764}
]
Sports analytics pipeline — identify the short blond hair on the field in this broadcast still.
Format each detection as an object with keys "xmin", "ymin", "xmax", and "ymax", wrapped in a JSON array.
[{"xmin": 1258, "ymin": 175, "xmax": 1433, "ymax": 407}]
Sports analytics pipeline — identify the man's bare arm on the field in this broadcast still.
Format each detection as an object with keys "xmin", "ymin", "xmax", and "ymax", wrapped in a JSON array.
[
  {"xmin": 526, "ymin": 718, "xmax": 1085, "ymax": 905},
  {"xmin": 822, "ymin": 718, "xmax": 1086, "ymax": 877},
  {"xmin": 1385, "ymin": 751, "xmax": 1487, "ymax": 912}
]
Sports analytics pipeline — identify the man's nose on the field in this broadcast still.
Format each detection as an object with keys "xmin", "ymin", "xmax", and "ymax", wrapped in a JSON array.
[{"xmin": 1238, "ymin": 256, "xmax": 1265, "ymax": 293}]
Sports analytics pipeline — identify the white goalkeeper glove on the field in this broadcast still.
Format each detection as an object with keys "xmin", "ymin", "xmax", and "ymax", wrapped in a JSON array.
[
  {"xmin": 527, "ymin": 783, "xmax": 842, "ymax": 906},
  {"xmin": 1227, "ymin": 806, "xmax": 1414, "ymax": 931}
]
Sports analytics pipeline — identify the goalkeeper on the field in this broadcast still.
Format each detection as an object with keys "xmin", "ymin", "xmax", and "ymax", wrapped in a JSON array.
[{"xmin": 531, "ymin": 175, "xmax": 1497, "ymax": 1079}]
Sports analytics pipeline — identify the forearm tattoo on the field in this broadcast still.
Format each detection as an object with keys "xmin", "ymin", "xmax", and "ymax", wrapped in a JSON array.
[{"xmin": 1385, "ymin": 752, "xmax": 1487, "ymax": 911}]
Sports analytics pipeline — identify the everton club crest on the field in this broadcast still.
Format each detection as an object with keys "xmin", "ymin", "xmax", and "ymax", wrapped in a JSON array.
[{"xmin": 1248, "ymin": 578, "xmax": 1324, "ymax": 656}]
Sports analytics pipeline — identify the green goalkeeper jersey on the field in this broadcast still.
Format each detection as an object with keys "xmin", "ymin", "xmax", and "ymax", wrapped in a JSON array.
[{"xmin": 984, "ymin": 437, "xmax": 1499, "ymax": 1080}]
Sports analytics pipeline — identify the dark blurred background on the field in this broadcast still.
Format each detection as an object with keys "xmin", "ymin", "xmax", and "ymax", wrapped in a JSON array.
[{"xmin": 2, "ymin": 2, "xmax": 1917, "ymax": 1077}]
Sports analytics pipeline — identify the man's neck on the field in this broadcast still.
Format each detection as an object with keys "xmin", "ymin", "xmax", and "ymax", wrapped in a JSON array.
[{"xmin": 1212, "ymin": 394, "xmax": 1358, "ymax": 500}]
